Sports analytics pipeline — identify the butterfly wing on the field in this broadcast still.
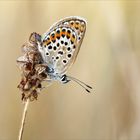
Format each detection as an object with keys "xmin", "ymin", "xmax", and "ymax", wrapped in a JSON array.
[{"xmin": 38, "ymin": 16, "xmax": 86, "ymax": 76}]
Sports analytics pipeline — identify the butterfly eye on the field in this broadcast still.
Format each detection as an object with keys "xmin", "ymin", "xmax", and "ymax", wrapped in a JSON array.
[{"xmin": 61, "ymin": 74, "xmax": 67, "ymax": 82}]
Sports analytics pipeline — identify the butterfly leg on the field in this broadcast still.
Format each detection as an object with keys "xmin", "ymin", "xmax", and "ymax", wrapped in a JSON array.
[{"xmin": 43, "ymin": 78, "xmax": 54, "ymax": 88}]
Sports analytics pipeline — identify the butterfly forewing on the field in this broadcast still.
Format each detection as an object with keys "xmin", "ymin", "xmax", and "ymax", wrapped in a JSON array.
[{"xmin": 38, "ymin": 17, "xmax": 86, "ymax": 76}]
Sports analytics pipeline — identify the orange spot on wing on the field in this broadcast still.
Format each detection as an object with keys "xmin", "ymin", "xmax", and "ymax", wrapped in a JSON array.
[
  {"xmin": 44, "ymin": 40, "xmax": 51, "ymax": 46},
  {"xmin": 80, "ymin": 25, "xmax": 84, "ymax": 32},
  {"xmin": 61, "ymin": 31, "xmax": 65, "ymax": 36},
  {"xmin": 66, "ymin": 32, "xmax": 71, "ymax": 38},
  {"xmin": 50, "ymin": 36, "xmax": 56, "ymax": 41},
  {"xmin": 56, "ymin": 33, "xmax": 60, "ymax": 38},
  {"xmin": 71, "ymin": 35, "xmax": 75, "ymax": 43}
]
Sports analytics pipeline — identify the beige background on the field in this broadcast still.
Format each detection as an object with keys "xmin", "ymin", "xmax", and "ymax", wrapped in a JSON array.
[{"xmin": 0, "ymin": 1, "xmax": 140, "ymax": 140}]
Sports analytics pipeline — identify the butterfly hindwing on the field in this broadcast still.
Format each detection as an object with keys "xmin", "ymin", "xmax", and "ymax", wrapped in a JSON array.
[{"xmin": 38, "ymin": 16, "xmax": 86, "ymax": 76}]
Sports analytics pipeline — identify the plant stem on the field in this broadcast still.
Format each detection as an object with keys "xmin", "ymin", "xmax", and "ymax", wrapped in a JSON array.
[{"xmin": 18, "ymin": 99, "xmax": 29, "ymax": 140}]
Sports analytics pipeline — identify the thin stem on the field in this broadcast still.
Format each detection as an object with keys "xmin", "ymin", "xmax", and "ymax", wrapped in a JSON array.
[{"xmin": 18, "ymin": 99, "xmax": 29, "ymax": 140}]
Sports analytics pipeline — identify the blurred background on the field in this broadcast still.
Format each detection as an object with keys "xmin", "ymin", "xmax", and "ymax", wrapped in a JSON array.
[{"xmin": 0, "ymin": 1, "xmax": 140, "ymax": 140}]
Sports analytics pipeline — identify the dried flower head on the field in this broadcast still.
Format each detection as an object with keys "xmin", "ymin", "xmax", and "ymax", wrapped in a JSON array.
[{"xmin": 17, "ymin": 32, "xmax": 48, "ymax": 101}]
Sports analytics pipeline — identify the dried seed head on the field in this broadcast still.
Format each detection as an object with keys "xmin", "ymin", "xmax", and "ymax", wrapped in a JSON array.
[{"xmin": 17, "ymin": 32, "xmax": 48, "ymax": 101}]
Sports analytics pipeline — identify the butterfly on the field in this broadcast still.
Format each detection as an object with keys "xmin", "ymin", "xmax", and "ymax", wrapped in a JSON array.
[{"xmin": 30, "ymin": 16, "xmax": 92, "ymax": 93}]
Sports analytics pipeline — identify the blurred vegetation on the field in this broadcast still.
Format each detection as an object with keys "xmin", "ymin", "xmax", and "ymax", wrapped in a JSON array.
[{"xmin": 0, "ymin": 1, "xmax": 140, "ymax": 140}]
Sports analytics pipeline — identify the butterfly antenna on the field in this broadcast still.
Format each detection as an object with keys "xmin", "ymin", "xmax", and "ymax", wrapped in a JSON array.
[{"xmin": 67, "ymin": 75, "xmax": 92, "ymax": 93}]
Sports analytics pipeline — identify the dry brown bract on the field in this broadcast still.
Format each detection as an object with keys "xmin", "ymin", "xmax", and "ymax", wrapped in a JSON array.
[{"xmin": 17, "ymin": 33, "xmax": 48, "ymax": 101}]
